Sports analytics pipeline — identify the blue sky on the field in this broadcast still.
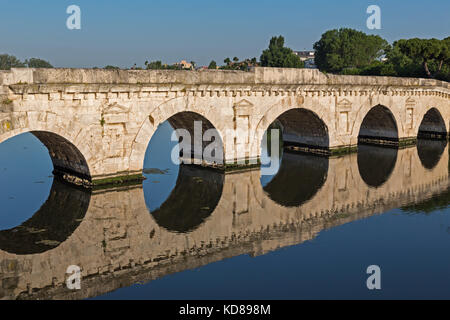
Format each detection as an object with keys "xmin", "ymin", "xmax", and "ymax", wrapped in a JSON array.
[{"xmin": 1, "ymin": 0, "xmax": 449, "ymax": 68}]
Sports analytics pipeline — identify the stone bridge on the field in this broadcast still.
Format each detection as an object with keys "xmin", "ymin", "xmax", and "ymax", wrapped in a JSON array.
[
  {"xmin": 1, "ymin": 67, "xmax": 449, "ymax": 186},
  {"xmin": 0, "ymin": 144, "xmax": 448, "ymax": 299}
]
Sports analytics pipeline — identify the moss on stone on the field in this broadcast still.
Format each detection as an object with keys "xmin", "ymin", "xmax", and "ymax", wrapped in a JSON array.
[
  {"xmin": 224, "ymin": 160, "xmax": 261, "ymax": 172},
  {"xmin": 92, "ymin": 174, "xmax": 145, "ymax": 189},
  {"xmin": 398, "ymin": 137, "xmax": 417, "ymax": 148},
  {"xmin": 329, "ymin": 145, "xmax": 358, "ymax": 157},
  {"xmin": 1, "ymin": 98, "xmax": 13, "ymax": 105}
]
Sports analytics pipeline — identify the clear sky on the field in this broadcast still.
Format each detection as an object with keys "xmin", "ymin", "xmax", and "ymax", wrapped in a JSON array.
[{"xmin": 1, "ymin": 0, "xmax": 449, "ymax": 68}]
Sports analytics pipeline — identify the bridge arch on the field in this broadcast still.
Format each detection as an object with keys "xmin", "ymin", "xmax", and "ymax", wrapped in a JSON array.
[
  {"xmin": 417, "ymin": 107, "xmax": 448, "ymax": 140},
  {"xmin": 253, "ymin": 100, "xmax": 330, "ymax": 157},
  {"xmin": 357, "ymin": 105, "xmax": 399, "ymax": 146},
  {"xmin": 130, "ymin": 98, "xmax": 225, "ymax": 173},
  {"xmin": 0, "ymin": 121, "xmax": 93, "ymax": 184}
]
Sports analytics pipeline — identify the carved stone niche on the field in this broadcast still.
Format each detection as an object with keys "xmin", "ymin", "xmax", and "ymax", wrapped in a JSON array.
[
  {"xmin": 101, "ymin": 103, "xmax": 130, "ymax": 158},
  {"xmin": 405, "ymin": 97, "xmax": 416, "ymax": 129},
  {"xmin": 233, "ymin": 99, "xmax": 253, "ymax": 117},
  {"xmin": 102, "ymin": 103, "xmax": 130, "ymax": 124},
  {"xmin": 233, "ymin": 99, "xmax": 254, "ymax": 155},
  {"xmin": 336, "ymin": 98, "xmax": 352, "ymax": 135}
]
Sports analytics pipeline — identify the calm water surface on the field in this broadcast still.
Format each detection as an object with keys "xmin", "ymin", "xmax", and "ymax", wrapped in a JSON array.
[{"xmin": 0, "ymin": 123, "xmax": 449, "ymax": 300}]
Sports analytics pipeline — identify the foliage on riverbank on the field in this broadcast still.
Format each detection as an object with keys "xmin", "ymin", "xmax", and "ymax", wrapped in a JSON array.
[
  {"xmin": 314, "ymin": 28, "xmax": 450, "ymax": 81},
  {"xmin": 0, "ymin": 54, "xmax": 53, "ymax": 70}
]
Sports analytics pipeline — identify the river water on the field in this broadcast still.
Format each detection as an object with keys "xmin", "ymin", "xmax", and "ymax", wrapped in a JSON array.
[{"xmin": 0, "ymin": 122, "xmax": 449, "ymax": 300}]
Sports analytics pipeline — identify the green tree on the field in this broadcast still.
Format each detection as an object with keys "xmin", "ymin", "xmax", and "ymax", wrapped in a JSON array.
[
  {"xmin": 233, "ymin": 57, "xmax": 239, "ymax": 63},
  {"xmin": 0, "ymin": 54, "xmax": 25, "ymax": 70},
  {"xmin": 260, "ymin": 36, "xmax": 304, "ymax": 68},
  {"xmin": 224, "ymin": 57, "xmax": 231, "ymax": 66},
  {"xmin": 396, "ymin": 38, "xmax": 450, "ymax": 78},
  {"xmin": 25, "ymin": 58, "xmax": 53, "ymax": 68},
  {"xmin": 383, "ymin": 41, "xmax": 423, "ymax": 77},
  {"xmin": 146, "ymin": 61, "xmax": 163, "ymax": 70},
  {"xmin": 208, "ymin": 60, "xmax": 217, "ymax": 69},
  {"xmin": 104, "ymin": 65, "xmax": 120, "ymax": 70},
  {"xmin": 437, "ymin": 37, "xmax": 450, "ymax": 73},
  {"xmin": 313, "ymin": 28, "xmax": 389, "ymax": 73}
]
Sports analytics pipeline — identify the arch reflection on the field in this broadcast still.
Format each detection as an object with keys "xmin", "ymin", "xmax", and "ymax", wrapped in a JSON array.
[
  {"xmin": 150, "ymin": 165, "xmax": 224, "ymax": 233},
  {"xmin": 357, "ymin": 144, "xmax": 398, "ymax": 188},
  {"xmin": 0, "ymin": 179, "xmax": 91, "ymax": 255},
  {"xmin": 263, "ymin": 151, "xmax": 329, "ymax": 207},
  {"xmin": 417, "ymin": 139, "xmax": 448, "ymax": 170}
]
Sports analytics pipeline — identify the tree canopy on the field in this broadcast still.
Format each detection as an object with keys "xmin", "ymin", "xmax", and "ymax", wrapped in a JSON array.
[
  {"xmin": 0, "ymin": 54, "xmax": 54, "ymax": 70},
  {"xmin": 25, "ymin": 58, "xmax": 53, "ymax": 68},
  {"xmin": 104, "ymin": 65, "xmax": 120, "ymax": 70},
  {"xmin": 313, "ymin": 28, "xmax": 389, "ymax": 73},
  {"xmin": 0, "ymin": 54, "xmax": 25, "ymax": 70},
  {"xmin": 313, "ymin": 28, "xmax": 450, "ymax": 81},
  {"xmin": 395, "ymin": 38, "xmax": 450, "ymax": 78},
  {"xmin": 208, "ymin": 60, "xmax": 217, "ymax": 69},
  {"xmin": 260, "ymin": 36, "xmax": 304, "ymax": 68}
]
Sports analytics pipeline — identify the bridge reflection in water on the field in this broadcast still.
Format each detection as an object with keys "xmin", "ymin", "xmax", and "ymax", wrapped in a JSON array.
[{"xmin": 0, "ymin": 142, "xmax": 448, "ymax": 300}]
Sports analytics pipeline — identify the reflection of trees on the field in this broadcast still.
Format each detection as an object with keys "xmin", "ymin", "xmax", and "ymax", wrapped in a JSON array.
[
  {"xmin": 0, "ymin": 179, "xmax": 90, "ymax": 255},
  {"xmin": 151, "ymin": 165, "xmax": 224, "ymax": 233}
]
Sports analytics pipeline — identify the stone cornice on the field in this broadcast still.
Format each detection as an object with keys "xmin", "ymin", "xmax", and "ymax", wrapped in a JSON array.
[{"xmin": 6, "ymin": 83, "xmax": 450, "ymax": 101}]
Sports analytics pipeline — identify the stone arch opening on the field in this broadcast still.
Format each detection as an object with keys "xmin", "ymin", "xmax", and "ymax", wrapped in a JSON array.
[
  {"xmin": 358, "ymin": 105, "xmax": 399, "ymax": 147},
  {"xmin": 357, "ymin": 144, "xmax": 398, "ymax": 188},
  {"xmin": 263, "ymin": 152, "xmax": 328, "ymax": 207},
  {"xmin": 272, "ymin": 108, "xmax": 330, "ymax": 154},
  {"xmin": 0, "ymin": 131, "xmax": 91, "ymax": 185},
  {"xmin": 149, "ymin": 165, "xmax": 224, "ymax": 233},
  {"xmin": 0, "ymin": 179, "xmax": 91, "ymax": 255},
  {"xmin": 166, "ymin": 111, "xmax": 224, "ymax": 165},
  {"xmin": 418, "ymin": 108, "xmax": 447, "ymax": 140},
  {"xmin": 31, "ymin": 131, "xmax": 91, "ymax": 184},
  {"xmin": 143, "ymin": 111, "xmax": 225, "ymax": 233},
  {"xmin": 141, "ymin": 111, "xmax": 224, "ymax": 203}
]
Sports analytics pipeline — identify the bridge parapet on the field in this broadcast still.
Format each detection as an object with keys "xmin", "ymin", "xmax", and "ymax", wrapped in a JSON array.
[{"xmin": 1, "ymin": 67, "xmax": 449, "ymax": 89}]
